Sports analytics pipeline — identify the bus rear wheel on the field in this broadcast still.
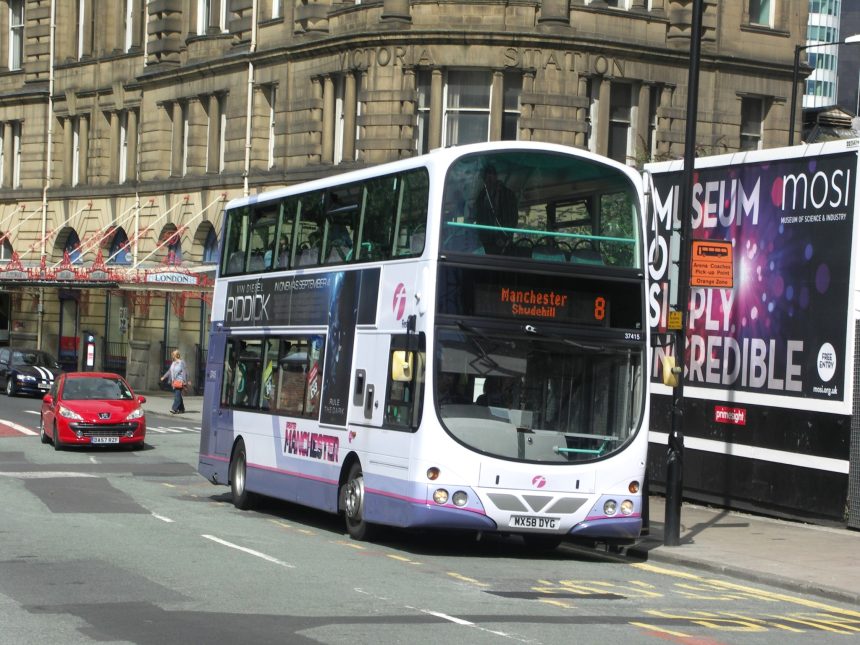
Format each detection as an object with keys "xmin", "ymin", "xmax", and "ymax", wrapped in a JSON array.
[
  {"xmin": 230, "ymin": 440, "xmax": 256, "ymax": 510},
  {"xmin": 342, "ymin": 462, "xmax": 376, "ymax": 541}
]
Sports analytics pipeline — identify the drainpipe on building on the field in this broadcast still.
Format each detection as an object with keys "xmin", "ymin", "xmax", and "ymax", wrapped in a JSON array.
[
  {"xmin": 38, "ymin": 0, "xmax": 58, "ymax": 352},
  {"xmin": 243, "ymin": 0, "xmax": 259, "ymax": 197}
]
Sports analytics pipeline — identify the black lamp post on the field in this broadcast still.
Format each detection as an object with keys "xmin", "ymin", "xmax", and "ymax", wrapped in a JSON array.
[
  {"xmin": 789, "ymin": 35, "xmax": 860, "ymax": 146},
  {"xmin": 663, "ymin": 0, "xmax": 704, "ymax": 548}
]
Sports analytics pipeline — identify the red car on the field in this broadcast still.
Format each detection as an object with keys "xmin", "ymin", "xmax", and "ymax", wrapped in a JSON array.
[{"xmin": 40, "ymin": 372, "xmax": 147, "ymax": 450}]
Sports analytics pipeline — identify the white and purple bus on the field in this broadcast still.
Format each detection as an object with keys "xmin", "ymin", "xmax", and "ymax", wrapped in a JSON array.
[{"xmin": 198, "ymin": 141, "xmax": 650, "ymax": 548}]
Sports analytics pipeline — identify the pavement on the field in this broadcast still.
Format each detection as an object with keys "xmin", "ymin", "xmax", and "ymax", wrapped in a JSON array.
[{"xmin": 143, "ymin": 391, "xmax": 860, "ymax": 606}]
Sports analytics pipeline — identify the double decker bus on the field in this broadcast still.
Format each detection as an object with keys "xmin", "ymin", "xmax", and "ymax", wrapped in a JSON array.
[{"xmin": 198, "ymin": 141, "xmax": 649, "ymax": 548}]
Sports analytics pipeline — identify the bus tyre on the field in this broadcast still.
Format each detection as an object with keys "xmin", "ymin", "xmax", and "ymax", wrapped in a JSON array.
[
  {"xmin": 343, "ymin": 462, "xmax": 376, "ymax": 541},
  {"xmin": 230, "ymin": 440, "xmax": 255, "ymax": 510}
]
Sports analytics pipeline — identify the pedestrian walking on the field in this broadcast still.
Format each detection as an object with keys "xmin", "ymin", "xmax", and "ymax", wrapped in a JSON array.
[{"xmin": 160, "ymin": 349, "xmax": 187, "ymax": 414}]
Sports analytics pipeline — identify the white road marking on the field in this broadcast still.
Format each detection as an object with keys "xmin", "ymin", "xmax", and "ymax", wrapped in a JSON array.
[
  {"xmin": 0, "ymin": 471, "xmax": 99, "ymax": 478},
  {"xmin": 0, "ymin": 419, "xmax": 37, "ymax": 436},
  {"xmin": 201, "ymin": 534, "xmax": 295, "ymax": 568},
  {"xmin": 151, "ymin": 513, "xmax": 175, "ymax": 523}
]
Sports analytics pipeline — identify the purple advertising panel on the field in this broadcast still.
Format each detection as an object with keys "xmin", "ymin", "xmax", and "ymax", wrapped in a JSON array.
[{"xmin": 647, "ymin": 151, "xmax": 857, "ymax": 410}]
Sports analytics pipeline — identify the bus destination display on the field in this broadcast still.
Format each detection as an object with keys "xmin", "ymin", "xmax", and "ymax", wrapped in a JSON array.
[{"xmin": 475, "ymin": 283, "xmax": 608, "ymax": 326}]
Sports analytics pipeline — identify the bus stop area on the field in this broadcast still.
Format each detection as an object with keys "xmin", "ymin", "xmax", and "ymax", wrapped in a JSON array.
[{"xmin": 143, "ymin": 390, "xmax": 860, "ymax": 607}]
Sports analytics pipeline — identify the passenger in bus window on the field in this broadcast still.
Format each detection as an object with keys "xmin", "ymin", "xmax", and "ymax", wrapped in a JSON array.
[
  {"xmin": 277, "ymin": 237, "xmax": 290, "ymax": 268},
  {"xmin": 475, "ymin": 165, "xmax": 518, "ymax": 254}
]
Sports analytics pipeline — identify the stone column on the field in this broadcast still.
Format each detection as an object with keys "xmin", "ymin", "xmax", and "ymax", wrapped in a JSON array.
[
  {"xmin": 595, "ymin": 77, "xmax": 610, "ymax": 157},
  {"xmin": 382, "ymin": 0, "xmax": 411, "ymax": 22},
  {"xmin": 343, "ymin": 73, "xmax": 357, "ymax": 162},
  {"xmin": 538, "ymin": 0, "xmax": 569, "ymax": 25},
  {"xmin": 429, "ymin": 68, "xmax": 443, "ymax": 150},
  {"xmin": 322, "ymin": 75, "xmax": 335, "ymax": 164},
  {"xmin": 636, "ymin": 82, "xmax": 651, "ymax": 163},
  {"xmin": 126, "ymin": 109, "xmax": 138, "ymax": 182},
  {"xmin": 110, "ymin": 112, "xmax": 121, "ymax": 182},
  {"xmin": 2, "ymin": 123, "xmax": 12, "ymax": 187},
  {"xmin": 490, "ymin": 71, "xmax": 504, "ymax": 141},
  {"xmin": 575, "ymin": 75, "xmax": 589, "ymax": 148},
  {"xmin": 79, "ymin": 116, "xmax": 89, "ymax": 184},
  {"xmin": 172, "ymin": 101, "xmax": 184, "ymax": 176},
  {"xmin": 63, "ymin": 118, "xmax": 74, "ymax": 185},
  {"xmin": 207, "ymin": 94, "xmax": 220, "ymax": 173}
]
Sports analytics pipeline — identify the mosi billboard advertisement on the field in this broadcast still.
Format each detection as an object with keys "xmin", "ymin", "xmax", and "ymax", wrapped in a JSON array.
[{"xmin": 647, "ymin": 149, "xmax": 857, "ymax": 413}]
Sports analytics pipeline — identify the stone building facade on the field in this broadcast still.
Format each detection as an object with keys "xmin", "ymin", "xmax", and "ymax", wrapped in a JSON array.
[{"xmin": 0, "ymin": 0, "xmax": 807, "ymax": 392}]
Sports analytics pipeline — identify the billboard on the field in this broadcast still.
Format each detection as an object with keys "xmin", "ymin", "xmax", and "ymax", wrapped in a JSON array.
[{"xmin": 647, "ymin": 148, "xmax": 858, "ymax": 414}]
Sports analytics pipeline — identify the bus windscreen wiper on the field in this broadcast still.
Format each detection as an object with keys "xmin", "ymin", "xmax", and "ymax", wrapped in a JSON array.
[{"xmin": 523, "ymin": 323, "xmax": 605, "ymax": 353}]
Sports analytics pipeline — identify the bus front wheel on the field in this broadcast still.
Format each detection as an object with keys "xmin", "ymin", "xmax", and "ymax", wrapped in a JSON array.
[
  {"xmin": 342, "ymin": 462, "xmax": 376, "ymax": 541},
  {"xmin": 230, "ymin": 440, "xmax": 256, "ymax": 510}
]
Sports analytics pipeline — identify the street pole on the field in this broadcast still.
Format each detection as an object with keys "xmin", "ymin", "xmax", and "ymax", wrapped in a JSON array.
[{"xmin": 664, "ymin": 0, "xmax": 703, "ymax": 548}]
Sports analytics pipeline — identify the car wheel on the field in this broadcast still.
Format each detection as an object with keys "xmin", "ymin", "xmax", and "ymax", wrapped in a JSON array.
[
  {"xmin": 342, "ymin": 461, "xmax": 377, "ymax": 541},
  {"xmin": 39, "ymin": 416, "xmax": 50, "ymax": 444},
  {"xmin": 52, "ymin": 424, "xmax": 63, "ymax": 451},
  {"xmin": 5, "ymin": 378, "xmax": 15, "ymax": 397},
  {"xmin": 229, "ymin": 439, "xmax": 256, "ymax": 510}
]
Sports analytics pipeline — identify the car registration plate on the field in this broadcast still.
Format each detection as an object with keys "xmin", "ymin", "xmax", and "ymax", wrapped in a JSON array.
[
  {"xmin": 510, "ymin": 515, "xmax": 560, "ymax": 530},
  {"xmin": 91, "ymin": 437, "xmax": 120, "ymax": 444}
]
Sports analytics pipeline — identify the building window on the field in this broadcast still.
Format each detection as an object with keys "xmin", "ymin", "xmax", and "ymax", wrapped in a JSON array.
[
  {"xmin": 415, "ymin": 70, "xmax": 431, "ymax": 154},
  {"xmin": 203, "ymin": 227, "xmax": 219, "ymax": 263},
  {"xmin": 740, "ymin": 97, "xmax": 763, "ymax": 151},
  {"xmin": 11, "ymin": 121, "xmax": 21, "ymax": 188},
  {"xmin": 0, "ymin": 235, "xmax": 12, "ymax": 262},
  {"xmin": 108, "ymin": 228, "xmax": 132, "ymax": 265},
  {"xmin": 266, "ymin": 85, "xmax": 277, "ymax": 169},
  {"xmin": 72, "ymin": 118, "xmax": 81, "ymax": 186},
  {"xmin": 118, "ymin": 112, "xmax": 129, "ymax": 184},
  {"xmin": 205, "ymin": 94, "xmax": 226, "ymax": 173},
  {"xmin": 170, "ymin": 102, "xmax": 189, "ymax": 177},
  {"xmin": 272, "ymin": 0, "xmax": 283, "ymax": 19},
  {"xmin": 197, "ymin": 0, "xmax": 227, "ymax": 35},
  {"xmin": 749, "ymin": 0, "xmax": 773, "ymax": 27},
  {"xmin": 9, "ymin": 0, "xmax": 24, "ymax": 70},
  {"xmin": 76, "ymin": 0, "xmax": 95, "ymax": 59},
  {"xmin": 502, "ymin": 72, "xmax": 522, "ymax": 141},
  {"xmin": 608, "ymin": 83, "xmax": 632, "ymax": 164},
  {"xmin": 444, "ymin": 70, "xmax": 492, "ymax": 146}
]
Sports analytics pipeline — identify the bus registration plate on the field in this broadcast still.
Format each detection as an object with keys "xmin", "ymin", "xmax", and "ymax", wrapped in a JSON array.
[
  {"xmin": 510, "ymin": 515, "xmax": 559, "ymax": 530},
  {"xmin": 91, "ymin": 437, "xmax": 120, "ymax": 444}
]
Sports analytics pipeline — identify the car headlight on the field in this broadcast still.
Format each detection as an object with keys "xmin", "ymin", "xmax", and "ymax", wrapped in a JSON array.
[
  {"xmin": 126, "ymin": 408, "xmax": 144, "ymax": 421},
  {"xmin": 58, "ymin": 405, "xmax": 84, "ymax": 421},
  {"xmin": 17, "ymin": 374, "xmax": 36, "ymax": 382}
]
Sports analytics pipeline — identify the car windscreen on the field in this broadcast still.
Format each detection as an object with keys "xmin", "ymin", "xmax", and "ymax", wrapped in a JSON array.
[
  {"xmin": 62, "ymin": 378, "xmax": 134, "ymax": 401},
  {"xmin": 11, "ymin": 351, "xmax": 61, "ymax": 369}
]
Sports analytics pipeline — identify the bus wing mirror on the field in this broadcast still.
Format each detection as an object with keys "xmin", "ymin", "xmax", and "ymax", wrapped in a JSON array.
[
  {"xmin": 661, "ymin": 355, "xmax": 681, "ymax": 388},
  {"xmin": 391, "ymin": 351, "xmax": 413, "ymax": 382}
]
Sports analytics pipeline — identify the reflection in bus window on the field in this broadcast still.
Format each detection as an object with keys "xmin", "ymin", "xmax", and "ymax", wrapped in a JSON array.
[
  {"xmin": 295, "ymin": 192, "xmax": 324, "ymax": 267},
  {"xmin": 440, "ymin": 151, "xmax": 640, "ymax": 269},
  {"xmin": 272, "ymin": 336, "xmax": 325, "ymax": 419},
  {"xmin": 222, "ymin": 207, "xmax": 249, "ymax": 276},
  {"xmin": 248, "ymin": 204, "xmax": 279, "ymax": 271}
]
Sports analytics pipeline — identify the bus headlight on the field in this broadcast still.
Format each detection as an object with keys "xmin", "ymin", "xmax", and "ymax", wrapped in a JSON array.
[
  {"xmin": 452, "ymin": 491, "xmax": 468, "ymax": 507},
  {"xmin": 603, "ymin": 499, "xmax": 618, "ymax": 516},
  {"xmin": 433, "ymin": 489, "xmax": 449, "ymax": 504},
  {"xmin": 620, "ymin": 500, "xmax": 635, "ymax": 515}
]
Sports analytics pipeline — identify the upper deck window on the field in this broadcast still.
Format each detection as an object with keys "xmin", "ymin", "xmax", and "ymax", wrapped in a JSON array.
[{"xmin": 440, "ymin": 151, "xmax": 640, "ymax": 269}]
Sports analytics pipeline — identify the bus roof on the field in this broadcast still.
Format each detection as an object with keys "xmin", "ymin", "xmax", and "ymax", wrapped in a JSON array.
[{"xmin": 224, "ymin": 141, "xmax": 642, "ymax": 212}]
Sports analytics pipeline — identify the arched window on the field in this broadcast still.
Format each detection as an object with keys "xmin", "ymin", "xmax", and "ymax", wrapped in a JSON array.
[
  {"xmin": 108, "ymin": 228, "xmax": 132, "ymax": 265},
  {"xmin": 64, "ymin": 230, "xmax": 83, "ymax": 264},
  {"xmin": 0, "ymin": 234, "xmax": 12, "ymax": 262},
  {"xmin": 203, "ymin": 227, "xmax": 218, "ymax": 263}
]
